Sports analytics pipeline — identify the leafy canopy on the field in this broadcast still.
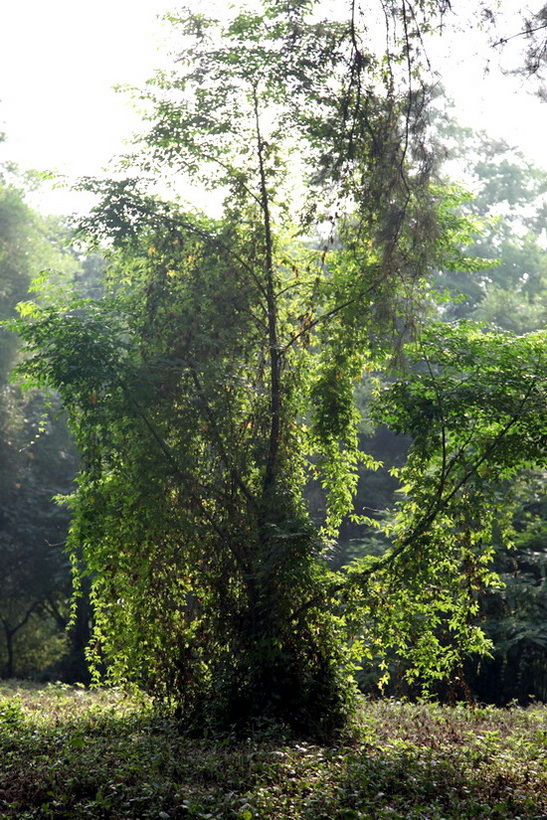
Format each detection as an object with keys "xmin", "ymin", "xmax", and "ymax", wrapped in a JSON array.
[{"xmin": 9, "ymin": 0, "xmax": 547, "ymax": 734}]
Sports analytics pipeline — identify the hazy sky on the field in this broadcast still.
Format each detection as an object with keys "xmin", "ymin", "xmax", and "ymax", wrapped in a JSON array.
[
  {"xmin": 0, "ymin": 0, "xmax": 169, "ymax": 212},
  {"xmin": 1, "ymin": 0, "xmax": 546, "ymax": 214}
]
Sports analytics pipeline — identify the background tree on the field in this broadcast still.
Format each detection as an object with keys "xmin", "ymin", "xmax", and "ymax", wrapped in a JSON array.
[
  {"xmin": 0, "ymin": 158, "xmax": 81, "ymax": 678},
  {"xmin": 431, "ymin": 111, "xmax": 547, "ymax": 331},
  {"xmin": 319, "ymin": 105, "xmax": 547, "ymax": 699},
  {"xmin": 427, "ymin": 112, "xmax": 547, "ymax": 702}
]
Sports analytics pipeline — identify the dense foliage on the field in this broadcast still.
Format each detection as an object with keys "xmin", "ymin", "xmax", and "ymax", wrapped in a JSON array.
[
  {"xmin": 8, "ymin": 0, "xmax": 547, "ymax": 737},
  {"xmin": 341, "ymin": 111, "xmax": 547, "ymax": 701},
  {"xmin": 0, "ymin": 164, "xmax": 81, "ymax": 678}
]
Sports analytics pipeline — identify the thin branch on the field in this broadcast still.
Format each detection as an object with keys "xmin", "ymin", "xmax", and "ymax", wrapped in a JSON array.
[{"xmin": 493, "ymin": 21, "xmax": 547, "ymax": 49}]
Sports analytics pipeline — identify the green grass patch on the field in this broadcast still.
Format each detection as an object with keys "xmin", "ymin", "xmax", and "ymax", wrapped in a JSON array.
[{"xmin": 0, "ymin": 681, "xmax": 545, "ymax": 818}]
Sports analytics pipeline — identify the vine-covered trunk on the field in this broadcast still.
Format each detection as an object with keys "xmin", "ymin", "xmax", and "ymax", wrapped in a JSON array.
[{"xmin": 220, "ymin": 496, "xmax": 351, "ymax": 738}]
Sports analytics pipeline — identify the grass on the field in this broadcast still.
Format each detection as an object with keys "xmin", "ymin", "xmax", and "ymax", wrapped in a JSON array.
[{"xmin": 0, "ymin": 681, "xmax": 546, "ymax": 819}]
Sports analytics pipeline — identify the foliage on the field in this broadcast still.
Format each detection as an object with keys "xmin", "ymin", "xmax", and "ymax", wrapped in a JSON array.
[
  {"xmin": 432, "ymin": 113, "xmax": 547, "ymax": 332},
  {"xmin": 342, "ymin": 110, "xmax": 547, "ymax": 693},
  {"xmin": 0, "ymin": 174, "xmax": 36, "ymax": 375},
  {"xmin": 0, "ymin": 166, "xmax": 80, "ymax": 678},
  {"xmin": 0, "ymin": 392, "xmax": 76, "ymax": 677},
  {"xmin": 409, "ymin": 113, "xmax": 547, "ymax": 698},
  {"xmin": 0, "ymin": 683, "xmax": 546, "ymax": 819},
  {"xmin": 355, "ymin": 322, "xmax": 547, "ymax": 691},
  {"xmin": 466, "ymin": 471, "xmax": 547, "ymax": 705},
  {"xmin": 9, "ymin": 0, "xmax": 456, "ymax": 737},
  {"xmin": 358, "ymin": 108, "xmax": 547, "ymax": 702}
]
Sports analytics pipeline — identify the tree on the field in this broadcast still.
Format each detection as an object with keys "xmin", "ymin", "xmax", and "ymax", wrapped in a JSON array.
[
  {"xmin": 0, "ymin": 161, "xmax": 80, "ymax": 678},
  {"xmin": 430, "ymin": 111, "xmax": 547, "ymax": 332},
  {"xmin": 369, "ymin": 322, "xmax": 547, "ymax": 690},
  {"xmin": 462, "ymin": 470, "xmax": 547, "ymax": 705},
  {"xmin": 11, "ymin": 1, "xmax": 544, "ymax": 735}
]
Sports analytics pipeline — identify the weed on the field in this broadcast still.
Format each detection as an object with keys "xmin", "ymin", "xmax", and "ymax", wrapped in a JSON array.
[{"xmin": 0, "ymin": 684, "xmax": 545, "ymax": 818}]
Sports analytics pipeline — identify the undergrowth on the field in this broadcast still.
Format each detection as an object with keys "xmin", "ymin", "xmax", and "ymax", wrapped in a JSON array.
[{"xmin": 0, "ymin": 681, "xmax": 545, "ymax": 818}]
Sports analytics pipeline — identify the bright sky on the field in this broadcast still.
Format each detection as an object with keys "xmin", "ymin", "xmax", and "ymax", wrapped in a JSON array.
[
  {"xmin": 0, "ymin": 0, "xmax": 169, "ymax": 212},
  {"xmin": 1, "ymin": 0, "xmax": 546, "ymax": 215},
  {"xmin": 429, "ymin": 3, "xmax": 547, "ymax": 168}
]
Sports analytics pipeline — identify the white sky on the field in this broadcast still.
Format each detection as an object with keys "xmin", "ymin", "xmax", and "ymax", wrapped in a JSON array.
[
  {"xmin": 428, "ymin": 3, "xmax": 547, "ymax": 167},
  {"xmin": 1, "ymin": 0, "xmax": 546, "ymax": 215},
  {"xmin": 0, "ymin": 0, "xmax": 170, "ymax": 213}
]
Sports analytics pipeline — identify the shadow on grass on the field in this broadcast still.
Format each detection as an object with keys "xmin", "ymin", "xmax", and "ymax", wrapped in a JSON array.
[{"xmin": 0, "ymin": 684, "xmax": 545, "ymax": 819}]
